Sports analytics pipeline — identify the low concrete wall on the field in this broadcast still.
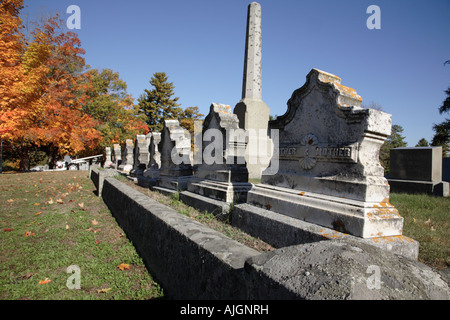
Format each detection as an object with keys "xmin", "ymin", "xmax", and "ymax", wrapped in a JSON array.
[
  {"xmin": 101, "ymin": 177, "xmax": 259, "ymax": 299},
  {"xmin": 90, "ymin": 167, "xmax": 117, "ymax": 196}
]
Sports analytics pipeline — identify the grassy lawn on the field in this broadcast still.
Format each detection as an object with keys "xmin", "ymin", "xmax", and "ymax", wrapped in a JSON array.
[
  {"xmin": 0, "ymin": 171, "xmax": 163, "ymax": 300},
  {"xmin": 390, "ymin": 193, "xmax": 449, "ymax": 270}
]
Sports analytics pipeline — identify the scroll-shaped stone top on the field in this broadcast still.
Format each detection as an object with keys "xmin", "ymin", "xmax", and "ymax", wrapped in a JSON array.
[
  {"xmin": 271, "ymin": 68, "xmax": 391, "ymax": 139},
  {"xmin": 203, "ymin": 103, "xmax": 240, "ymax": 132}
]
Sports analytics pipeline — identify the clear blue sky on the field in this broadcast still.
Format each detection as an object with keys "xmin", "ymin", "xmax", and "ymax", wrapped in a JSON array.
[{"xmin": 21, "ymin": 0, "xmax": 450, "ymax": 146}]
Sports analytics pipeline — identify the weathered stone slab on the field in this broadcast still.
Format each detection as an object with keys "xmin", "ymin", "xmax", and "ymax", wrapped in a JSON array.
[
  {"xmin": 232, "ymin": 203, "xmax": 418, "ymax": 260},
  {"xmin": 247, "ymin": 68, "xmax": 403, "ymax": 238}
]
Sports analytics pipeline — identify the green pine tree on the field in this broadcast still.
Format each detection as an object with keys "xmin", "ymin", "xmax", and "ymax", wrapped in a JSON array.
[
  {"xmin": 431, "ymin": 86, "xmax": 450, "ymax": 157},
  {"xmin": 137, "ymin": 72, "xmax": 182, "ymax": 132},
  {"xmin": 415, "ymin": 138, "xmax": 429, "ymax": 147},
  {"xmin": 380, "ymin": 124, "xmax": 407, "ymax": 175}
]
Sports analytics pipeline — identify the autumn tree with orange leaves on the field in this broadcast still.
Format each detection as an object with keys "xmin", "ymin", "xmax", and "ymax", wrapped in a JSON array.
[{"xmin": 0, "ymin": 0, "xmax": 148, "ymax": 170}]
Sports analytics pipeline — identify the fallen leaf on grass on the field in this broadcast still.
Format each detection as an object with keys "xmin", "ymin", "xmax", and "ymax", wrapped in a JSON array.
[
  {"xmin": 33, "ymin": 203, "xmax": 40, "ymax": 206},
  {"xmin": 7, "ymin": 199, "xmax": 14, "ymax": 203},
  {"xmin": 56, "ymin": 199, "xmax": 64, "ymax": 204},
  {"xmin": 18, "ymin": 272, "xmax": 34, "ymax": 279},
  {"xmin": 35, "ymin": 212, "xmax": 42, "ymax": 216},
  {"xmin": 97, "ymin": 288, "xmax": 111, "ymax": 293},
  {"xmin": 3, "ymin": 228, "xmax": 13, "ymax": 232},
  {"xmin": 47, "ymin": 198, "xmax": 54, "ymax": 204},
  {"xmin": 38, "ymin": 278, "xmax": 51, "ymax": 284},
  {"xmin": 24, "ymin": 231, "xmax": 35, "ymax": 237},
  {"xmin": 117, "ymin": 263, "xmax": 130, "ymax": 271},
  {"xmin": 65, "ymin": 225, "xmax": 69, "ymax": 230},
  {"xmin": 91, "ymin": 219, "xmax": 98, "ymax": 225}
]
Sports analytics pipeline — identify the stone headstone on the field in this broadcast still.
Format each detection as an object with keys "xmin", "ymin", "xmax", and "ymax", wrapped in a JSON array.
[
  {"xmin": 144, "ymin": 132, "xmax": 161, "ymax": 178},
  {"xmin": 233, "ymin": 1, "xmax": 271, "ymax": 180},
  {"xmin": 139, "ymin": 132, "xmax": 162, "ymax": 187},
  {"xmin": 246, "ymin": 68, "xmax": 404, "ymax": 238},
  {"xmin": 185, "ymin": 103, "xmax": 252, "ymax": 208},
  {"xmin": 388, "ymin": 147, "xmax": 449, "ymax": 196},
  {"xmin": 131, "ymin": 134, "xmax": 150, "ymax": 176},
  {"xmin": 118, "ymin": 139, "xmax": 134, "ymax": 174},
  {"xmin": 104, "ymin": 147, "xmax": 113, "ymax": 168},
  {"xmin": 155, "ymin": 120, "xmax": 193, "ymax": 191},
  {"xmin": 113, "ymin": 144, "xmax": 121, "ymax": 169},
  {"xmin": 443, "ymin": 157, "xmax": 450, "ymax": 182}
]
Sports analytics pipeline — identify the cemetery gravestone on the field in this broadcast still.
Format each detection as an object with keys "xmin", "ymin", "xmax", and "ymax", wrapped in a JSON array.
[
  {"xmin": 154, "ymin": 120, "xmax": 193, "ymax": 192},
  {"xmin": 183, "ymin": 103, "xmax": 252, "ymax": 211},
  {"xmin": 113, "ymin": 144, "xmax": 121, "ymax": 169},
  {"xmin": 388, "ymin": 147, "xmax": 449, "ymax": 196},
  {"xmin": 246, "ymin": 68, "xmax": 404, "ymax": 238},
  {"xmin": 132, "ymin": 134, "xmax": 150, "ymax": 177},
  {"xmin": 104, "ymin": 147, "xmax": 113, "ymax": 168},
  {"xmin": 118, "ymin": 139, "xmax": 134, "ymax": 174}
]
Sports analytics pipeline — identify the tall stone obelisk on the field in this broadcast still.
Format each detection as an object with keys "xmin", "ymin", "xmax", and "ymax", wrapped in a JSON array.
[{"xmin": 234, "ymin": 2, "xmax": 271, "ymax": 180}]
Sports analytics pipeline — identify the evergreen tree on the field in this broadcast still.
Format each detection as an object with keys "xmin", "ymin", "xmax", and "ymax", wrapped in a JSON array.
[
  {"xmin": 380, "ymin": 124, "xmax": 407, "ymax": 175},
  {"xmin": 137, "ymin": 72, "xmax": 182, "ymax": 132},
  {"xmin": 431, "ymin": 86, "xmax": 450, "ymax": 156},
  {"xmin": 415, "ymin": 138, "xmax": 429, "ymax": 147}
]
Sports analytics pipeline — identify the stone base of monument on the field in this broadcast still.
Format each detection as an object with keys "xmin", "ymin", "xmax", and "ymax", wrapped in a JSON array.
[
  {"xmin": 118, "ymin": 164, "xmax": 133, "ymax": 174},
  {"xmin": 180, "ymin": 191, "xmax": 232, "ymax": 217},
  {"xmin": 180, "ymin": 179, "xmax": 252, "ymax": 216},
  {"xmin": 233, "ymin": 203, "xmax": 419, "ymax": 260},
  {"xmin": 187, "ymin": 178, "xmax": 252, "ymax": 203},
  {"xmin": 157, "ymin": 174, "xmax": 192, "ymax": 192},
  {"xmin": 246, "ymin": 183, "xmax": 404, "ymax": 239},
  {"xmin": 388, "ymin": 179, "xmax": 449, "ymax": 197}
]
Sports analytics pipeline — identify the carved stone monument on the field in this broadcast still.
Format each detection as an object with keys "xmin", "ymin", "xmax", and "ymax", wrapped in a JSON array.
[
  {"xmin": 118, "ymin": 139, "xmax": 134, "ymax": 174},
  {"xmin": 113, "ymin": 144, "xmax": 121, "ymax": 169},
  {"xmin": 182, "ymin": 103, "xmax": 252, "ymax": 212},
  {"xmin": 143, "ymin": 132, "xmax": 161, "ymax": 179},
  {"xmin": 104, "ymin": 147, "xmax": 113, "ymax": 168},
  {"xmin": 246, "ymin": 68, "xmax": 404, "ymax": 238},
  {"xmin": 154, "ymin": 120, "xmax": 193, "ymax": 192},
  {"xmin": 131, "ymin": 134, "xmax": 150, "ymax": 177},
  {"xmin": 234, "ymin": 2, "xmax": 271, "ymax": 180}
]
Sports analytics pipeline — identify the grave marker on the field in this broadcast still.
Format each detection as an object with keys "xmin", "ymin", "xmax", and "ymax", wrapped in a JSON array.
[
  {"xmin": 246, "ymin": 68, "xmax": 403, "ymax": 238},
  {"xmin": 388, "ymin": 147, "xmax": 449, "ymax": 196}
]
